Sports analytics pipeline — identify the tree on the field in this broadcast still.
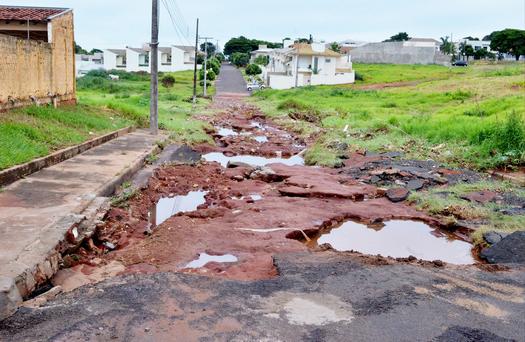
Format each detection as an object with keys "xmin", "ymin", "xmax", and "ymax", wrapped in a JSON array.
[
  {"xmin": 215, "ymin": 52, "xmax": 226, "ymax": 62},
  {"xmin": 246, "ymin": 64, "xmax": 262, "ymax": 76},
  {"xmin": 462, "ymin": 36, "xmax": 479, "ymax": 41},
  {"xmin": 329, "ymin": 42, "xmax": 341, "ymax": 53},
  {"xmin": 459, "ymin": 42, "xmax": 475, "ymax": 61},
  {"xmin": 224, "ymin": 36, "xmax": 281, "ymax": 56},
  {"xmin": 199, "ymin": 68, "xmax": 216, "ymax": 81},
  {"xmin": 439, "ymin": 36, "xmax": 456, "ymax": 55},
  {"xmin": 207, "ymin": 57, "xmax": 221, "ymax": 75},
  {"xmin": 75, "ymin": 42, "xmax": 88, "ymax": 54},
  {"xmin": 489, "ymin": 29, "xmax": 525, "ymax": 61},
  {"xmin": 200, "ymin": 42, "xmax": 216, "ymax": 56},
  {"xmin": 254, "ymin": 55, "xmax": 269, "ymax": 66},
  {"xmin": 384, "ymin": 32, "xmax": 410, "ymax": 42},
  {"xmin": 230, "ymin": 52, "xmax": 250, "ymax": 67},
  {"xmin": 89, "ymin": 48, "xmax": 103, "ymax": 54}
]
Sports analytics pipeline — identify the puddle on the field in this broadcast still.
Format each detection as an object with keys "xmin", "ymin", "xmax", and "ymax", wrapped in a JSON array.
[
  {"xmin": 238, "ymin": 228, "xmax": 293, "ymax": 233},
  {"xmin": 250, "ymin": 121, "xmax": 265, "ymax": 129},
  {"xmin": 312, "ymin": 220, "xmax": 474, "ymax": 265},
  {"xmin": 151, "ymin": 191, "xmax": 207, "ymax": 226},
  {"xmin": 216, "ymin": 127, "xmax": 238, "ymax": 137},
  {"xmin": 254, "ymin": 136, "xmax": 269, "ymax": 143},
  {"xmin": 203, "ymin": 152, "xmax": 304, "ymax": 168},
  {"xmin": 185, "ymin": 253, "xmax": 238, "ymax": 269}
]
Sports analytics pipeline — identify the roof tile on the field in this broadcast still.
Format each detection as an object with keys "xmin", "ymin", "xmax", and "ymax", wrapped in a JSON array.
[{"xmin": 0, "ymin": 6, "xmax": 69, "ymax": 21}]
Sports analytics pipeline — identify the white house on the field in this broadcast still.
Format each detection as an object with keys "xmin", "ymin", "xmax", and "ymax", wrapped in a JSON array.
[
  {"xmin": 103, "ymin": 44, "xmax": 197, "ymax": 73},
  {"xmin": 263, "ymin": 42, "xmax": 355, "ymax": 90},
  {"xmin": 75, "ymin": 52, "xmax": 104, "ymax": 76},
  {"xmin": 404, "ymin": 38, "xmax": 440, "ymax": 51}
]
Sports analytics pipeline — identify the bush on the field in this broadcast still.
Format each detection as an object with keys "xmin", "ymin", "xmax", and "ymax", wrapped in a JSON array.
[
  {"xmin": 254, "ymin": 55, "xmax": 269, "ymax": 66},
  {"xmin": 207, "ymin": 57, "xmax": 221, "ymax": 75},
  {"xmin": 215, "ymin": 53, "xmax": 226, "ymax": 62},
  {"xmin": 355, "ymin": 72, "xmax": 364, "ymax": 81},
  {"xmin": 245, "ymin": 64, "xmax": 262, "ymax": 76},
  {"xmin": 231, "ymin": 52, "xmax": 250, "ymax": 67},
  {"xmin": 161, "ymin": 74, "xmax": 176, "ymax": 88},
  {"xmin": 199, "ymin": 68, "xmax": 216, "ymax": 81},
  {"xmin": 277, "ymin": 99, "xmax": 309, "ymax": 111}
]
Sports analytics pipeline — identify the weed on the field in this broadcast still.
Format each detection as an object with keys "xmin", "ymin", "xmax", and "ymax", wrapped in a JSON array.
[{"xmin": 111, "ymin": 187, "xmax": 139, "ymax": 208}]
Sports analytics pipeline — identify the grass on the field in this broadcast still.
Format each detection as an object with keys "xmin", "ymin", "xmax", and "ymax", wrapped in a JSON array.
[
  {"xmin": 251, "ymin": 63, "xmax": 525, "ymax": 170},
  {"xmin": 0, "ymin": 104, "xmax": 132, "ymax": 170},
  {"xmin": 408, "ymin": 180, "xmax": 525, "ymax": 245},
  {"xmin": 0, "ymin": 69, "xmax": 214, "ymax": 171}
]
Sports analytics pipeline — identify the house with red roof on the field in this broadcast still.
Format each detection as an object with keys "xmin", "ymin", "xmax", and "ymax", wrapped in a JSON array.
[{"xmin": 0, "ymin": 5, "xmax": 76, "ymax": 110}]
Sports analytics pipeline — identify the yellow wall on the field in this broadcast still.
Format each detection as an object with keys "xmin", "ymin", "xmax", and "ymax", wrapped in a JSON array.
[{"xmin": 0, "ymin": 11, "xmax": 76, "ymax": 110}]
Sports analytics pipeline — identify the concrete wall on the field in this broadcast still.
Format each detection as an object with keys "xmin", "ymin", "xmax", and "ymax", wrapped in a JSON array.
[
  {"xmin": 350, "ymin": 42, "xmax": 450, "ymax": 66},
  {"xmin": 0, "ymin": 12, "xmax": 76, "ymax": 110}
]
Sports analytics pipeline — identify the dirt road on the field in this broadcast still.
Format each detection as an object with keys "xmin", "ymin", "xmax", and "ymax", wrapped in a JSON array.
[{"xmin": 1, "ymin": 76, "xmax": 524, "ymax": 340}]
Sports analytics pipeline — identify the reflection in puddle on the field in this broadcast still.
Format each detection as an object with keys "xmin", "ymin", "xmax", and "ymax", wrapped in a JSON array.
[
  {"xmin": 185, "ymin": 253, "xmax": 238, "ymax": 268},
  {"xmin": 203, "ymin": 152, "xmax": 304, "ymax": 167},
  {"xmin": 216, "ymin": 127, "xmax": 238, "ymax": 137},
  {"xmin": 151, "ymin": 191, "xmax": 207, "ymax": 226},
  {"xmin": 254, "ymin": 136, "xmax": 269, "ymax": 143},
  {"xmin": 314, "ymin": 220, "xmax": 474, "ymax": 265},
  {"xmin": 238, "ymin": 228, "xmax": 293, "ymax": 233},
  {"xmin": 232, "ymin": 194, "xmax": 263, "ymax": 201}
]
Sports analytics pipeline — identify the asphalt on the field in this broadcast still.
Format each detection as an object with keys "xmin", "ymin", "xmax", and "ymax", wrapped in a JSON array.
[
  {"xmin": 1, "ymin": 252, "xmax": 523, "ymax": 341},
  {"xmin": 215, "ymin": 64, "xmax": 249, "ymax": 96}
]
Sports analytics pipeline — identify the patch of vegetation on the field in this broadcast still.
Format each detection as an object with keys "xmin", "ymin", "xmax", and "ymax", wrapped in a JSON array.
[
  {"xmin": 111, "ymin": 187, "xmax": 139, "ymax": 208},
  {"xmin": 251, "ymin": 63, "xmax": 525, "ymax": 169}
]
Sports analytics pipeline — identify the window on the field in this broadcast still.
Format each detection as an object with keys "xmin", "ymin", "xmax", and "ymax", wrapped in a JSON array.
[
  {"xmin": 139, "ymin": 53, "xmax": 149, "ymax": 66},
  {"xmin": 325, "ymin": 58, "xmax": 331, "ymax": 63}
]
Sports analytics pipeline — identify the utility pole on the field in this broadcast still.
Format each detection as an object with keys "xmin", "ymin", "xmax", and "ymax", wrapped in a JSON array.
[
  {"xmin": 192, "ymin": 18, "xmax": 199, "ymax": 104},
  {"xmin": 200, "ymin": 36, "xmax": 213, "ymax": 97},
  {"xmin": 149, "ymin": 0, "xmax": 159, "ymax": 135}
]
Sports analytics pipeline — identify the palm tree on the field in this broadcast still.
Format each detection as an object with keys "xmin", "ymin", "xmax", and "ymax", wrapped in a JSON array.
[{"xmin": 440, "ymin": 36, "xmax": 456, "ymax": 55}]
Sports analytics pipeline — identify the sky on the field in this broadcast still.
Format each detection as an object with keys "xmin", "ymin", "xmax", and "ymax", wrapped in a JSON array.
[{"xmin": 8, "ymin": 0, "xmax": 525, "ymax": 50}]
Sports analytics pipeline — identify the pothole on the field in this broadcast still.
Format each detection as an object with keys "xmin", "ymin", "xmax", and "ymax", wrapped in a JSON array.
[
  {"xmin": 184, "ymin": 253, "xmax": 238, "ymax": 269},
  {"xmin": 302, "ymin": 220, "xmax": 475, "ymax": 265},
  {"xmin": 254, "ymin": 136, "xmax": 269, "ymax": 143},
  {"xmin": 150, "ymin": 191, "xmax": 208, "ymax": 226},
  {"xmin": 202, "ymin": 152, "xmax": 304, "ymax": 168},
  {"xmin": 216, "ymin": 127, "xmax": 239, "ymax": 137}
]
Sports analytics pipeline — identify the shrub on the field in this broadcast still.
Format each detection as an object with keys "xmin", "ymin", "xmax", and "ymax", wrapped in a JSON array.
[
  {"xmin": 254, "ymin": 55, "xmax": 270, "ymax": 66},
  {"xmin": 245, "ymin": 64, "xmax": 262, "ymax": 76},
  {"xmin": 231, "ymin": 52, "xmax": 250, "ymax": 67},
  {"xmin": 277, "ymin": 99, "xmax": 308, "ymax": 111},
  {"xmin": 207, "ymin": 57, "xmax": 221, "ymax": 75},
  {"xmin": 199, "ymin": 68, "xmax": 216, "ymax": 81},
  {"xmin": 161, "ymin": 74, "xmax": 176, "ymax": 88},
  {"xmin": 355, "ymin": 72, "xmax": 364, "ymax": 81}
]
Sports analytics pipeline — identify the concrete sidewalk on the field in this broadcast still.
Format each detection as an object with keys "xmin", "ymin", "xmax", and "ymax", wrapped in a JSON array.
[{"xmin": 0, "ymin": 129, "xmax": 166, "ymax": 319}]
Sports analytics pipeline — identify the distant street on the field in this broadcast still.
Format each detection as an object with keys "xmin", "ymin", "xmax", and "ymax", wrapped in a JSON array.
[{"xmin": 215, "ymin": 63, "xmax": 249, "ymax": 96}]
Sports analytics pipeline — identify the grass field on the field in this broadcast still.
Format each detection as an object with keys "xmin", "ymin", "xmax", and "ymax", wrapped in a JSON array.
[
  {"xmin": 252, "ymin": 62, "xmax": 525, "ymax": 170},
  {"xmin": 0, "ymin": 69, "xmax": 212, "ymax": 171}
]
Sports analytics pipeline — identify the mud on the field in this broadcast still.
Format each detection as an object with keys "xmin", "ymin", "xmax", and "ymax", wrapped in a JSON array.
[{"xmin": 56, "ymin": 97, "xmax": 484, "ymax": 290}]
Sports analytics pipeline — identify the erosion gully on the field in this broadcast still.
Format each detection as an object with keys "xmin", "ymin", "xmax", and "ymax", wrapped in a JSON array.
[{"xmin": 53, "ymin": 97, "xmax": 485, "ymax": 292}]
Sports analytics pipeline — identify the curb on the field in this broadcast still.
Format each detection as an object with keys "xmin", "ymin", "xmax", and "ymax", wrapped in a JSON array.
[
  {"xmin": 0, "ymin": 133, "xmax": 169, "ymax": 321},
  {"xmin": 0, "ymin": 127, "xmax": 133, "ymax": 187}
]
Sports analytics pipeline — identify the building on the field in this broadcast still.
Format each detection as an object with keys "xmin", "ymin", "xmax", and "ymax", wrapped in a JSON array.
[
  {"xmin": 349, "ymin": 38, "xmax": 450, "ymax": 66},
  {"xmin": 0, "ymin": 5, "xmax": 76, "ymax": 110},
  {"xmin": 263, "ymin": 42, "xmax": 355, "ymax": 90},
  {"xmin": 75, "ymin": 52, "xmax": 104, "ymax": 77},
  {"xmin": 103, "ymin": 44, "xmax": 197, "ymax": 73},
  {"xmin": 458, "ymin": 39, "xmax": 492, "ymax": 52}
]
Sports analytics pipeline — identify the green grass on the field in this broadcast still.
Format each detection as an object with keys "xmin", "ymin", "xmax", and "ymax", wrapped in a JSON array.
[
  {"xmin": 0, "ymin": 69, "xmax": 214, "ymax": 171},
  {"xmin": 408, "ymin": 180, "xmax": 525, "ymax": 245},
  {"xmin": 251, "ymin": 63, "xmax": 525, "ymax": 169},
  {"xmin": 0, "ymin": 105, "xmax": 132, "ymax": 170},
  {"xmin": 78, "ymin": 69, "xmax": 214, "ymax": 145}
]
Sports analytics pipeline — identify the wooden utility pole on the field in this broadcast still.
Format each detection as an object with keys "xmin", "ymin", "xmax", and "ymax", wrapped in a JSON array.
[
  {"xmin": 192, "ymin": 18, "xmax": 199, "ymax": 104},
  {"xmin": 149, "ymin": 0, "xmax": 159, "ymax": 135}
]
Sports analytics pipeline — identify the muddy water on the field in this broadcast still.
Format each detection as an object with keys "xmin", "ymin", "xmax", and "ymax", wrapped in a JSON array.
[
  {"xmin": 216, "ymin": 127, "xmax": 239, "ymax": 137},
  {"xmin": 185, "ymin": 253, "xmax": 238, "ymax": 268},
  {"xmin": 313, "ymin": 220, "xmax": 475, "ymax": 265},
  {"xmin": 152, "ymin": 191, "xmax": 208, "ymax": 226},
  {"xmin": 254, "ymin": 136, "xmax": 269, "ymax": 143},
  {"xmin": 202, "ymin": 152, "xmax": 304, "ymax": 167}
]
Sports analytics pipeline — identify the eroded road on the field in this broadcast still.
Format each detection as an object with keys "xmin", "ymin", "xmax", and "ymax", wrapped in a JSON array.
[{"xmin": 1, "ymin": 88, "xmax": 524, "ymax": 340}]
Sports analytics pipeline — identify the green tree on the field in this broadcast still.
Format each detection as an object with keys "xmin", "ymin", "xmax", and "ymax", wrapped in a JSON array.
[
  {"xmin": 245, "ymin": 64, "xmax": 262, "ymax": 76},
  {"xmin": 200, "ymin": 42, "xmax": 216, "ymax": 56},
  {"xmin": 89, "ymin": 48, "xmax": 103, "ymax": 54},
  {"xmin": 207, "ymin": 57, "xmax": 221, "ymax": 75},
  {"xmin": 384, "ymin": 32, "xmax": 410, "ymax": 42},
  {"xmin": 489, "ymin": 29, "xmax": 525, "ymax": 61},
  {"xmin": 440, "ymin": 36, "xmax": 456, "ymax": 55},
  {"xmin": 230, "ymin": 52, "xmax": 250, "ymax": 67},
  {"xmin": 224, "ymin": 36, "xmax": 281, "ymax": 56},
  {"xmin": 75, "ymin": 42, "xmax": 88, "ymax": 54},
  {"xmin": 254, "ymin": 55, "xmax": 269, "ymax": 66},
  {"xmin": 329, "ymin": 42, "xmax": 341, "ymax": 53},
  {"xmin": 199, "ymin": 68, "xmax": 216, "ymax": 81},
  {"xmin": 215, "ymin": 52, "xmax": 226, "ymax": 62},
  {"xmin": 459, "ymin": 43, "xmax": 475, "ymax": 61}
]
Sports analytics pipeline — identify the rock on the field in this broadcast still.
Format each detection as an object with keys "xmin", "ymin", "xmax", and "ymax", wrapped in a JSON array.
[
  {"xmin": 232, "ymin": 175, "xmax": 244, "ymax": 182},
  {"xmin": 394, "ymin": 180, "xmax": 406, "ymax": 186},
  {"xmin": 227, "ymin": 161, "xmax": 253, "ymax": 168},
  {"xmin": 461, "ymin": 191, "xmax": 499, "ymax": 204},
  {"xmin": 407, "ymin": 179, "xmax": 425, "ymax": 191},
  {"xmin": 327, "ymin": 141, "xmax": 348, "ymax": 151},
  {"xmin": 386, "ymin": 188, "xmax": 410, "ymax": 202},
  {"xmin": 432, "ymin": 260, "xmax": 444, "ymax": 267},
  {"xmin": 483, "ymin": 231, "xmax": 509, "ymax": 245},
  {"xmin": 171, "ymin": 145, "xmax": 201, "ymax": 164},
  {"xmin": 481, "ymin": 231, "xmax": 525, "ymax": 264},
  {"xmin": 381, "ymin": 151, "xmax": 403, "ymax": 158},
  {"xmin": 250, "ymin": 167, "xmax": 278, "ymax": 182},
  {"xmin": 0, "ymin": 276, "xmax": 23, "ymax": 320}
]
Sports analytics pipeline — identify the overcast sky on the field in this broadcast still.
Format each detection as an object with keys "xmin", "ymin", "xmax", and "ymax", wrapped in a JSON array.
[{"xmin": 9, "ymin": 0, "xmax": 525, "ymax": 50}]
